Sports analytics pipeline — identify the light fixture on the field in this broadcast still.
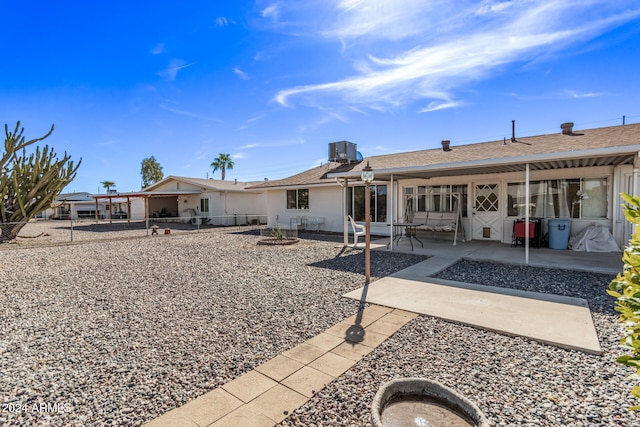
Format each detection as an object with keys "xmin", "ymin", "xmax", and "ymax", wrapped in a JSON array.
[{"xmin": 361, "ymin": 161, "xmax": 374, "ymax": 184}]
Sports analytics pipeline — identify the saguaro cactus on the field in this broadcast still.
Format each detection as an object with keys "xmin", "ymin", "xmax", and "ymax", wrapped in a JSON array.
[{"xmin": 0, "ymin": 122, "xmax": 81, "ymax": 242}]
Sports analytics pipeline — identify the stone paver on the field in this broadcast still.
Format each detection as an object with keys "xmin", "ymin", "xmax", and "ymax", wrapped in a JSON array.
[
  {"xmin": 308, "ymin": 351, "xmax": 356, "ymax": 377},
  {"xmin": 221, "ymin": 370, "xmax": 278, "ymax": 403},
  {"xmin": 255, "ymin": 355, "xmax": 305, "ymax": 382},
  {"xmin": 282, "ymin": 342, "xmax": 326, "ymax": 364},
  {"xmin": 330, "ymin": 340, "xmax": 376, "ymax": 361},
  {"xmin": 210, "ymin": 405, "xmax": 274, "ymax": 427},
  {"xmin": 304, "ymin": 332, "xmax": 344, "ymax": 351},
  {"xmin": 144, "ymin": 307, "xmax": 416, "ymax": 427},
  {"xmin": 245, "ymin": 384, "xmax": 309, "ymax": 423},
  {"xmin": 281, "ymin": 366, "xmax": 335, "ymax": 398},
  {"xmin": 365, "ymin": 314, "xmax": 410, "ymax": 336},
  {"xmin": 181, "ymin": 388, "xmax": 242, "ymax": 426}
]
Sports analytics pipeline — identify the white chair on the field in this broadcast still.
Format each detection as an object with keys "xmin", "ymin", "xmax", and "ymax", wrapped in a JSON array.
[{"xmin": 348, "ymin": 215, "xmax": 366, "ymax": 248}]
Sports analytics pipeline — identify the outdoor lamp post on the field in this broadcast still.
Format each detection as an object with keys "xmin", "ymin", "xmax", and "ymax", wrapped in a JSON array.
[{"xmin": 361, "ymin": 161, "xmax": 374, "ymax": 283}]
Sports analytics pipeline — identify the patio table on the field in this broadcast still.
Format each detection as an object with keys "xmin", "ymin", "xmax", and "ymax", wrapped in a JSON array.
[{"xmin": 388, "ymin": 223, "xmax": 424, "ymax": 251}]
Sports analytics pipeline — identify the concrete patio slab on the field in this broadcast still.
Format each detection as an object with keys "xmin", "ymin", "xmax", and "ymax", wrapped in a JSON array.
[{"xmin": 344, "ymin": 275, "xmax": 602, "ymax": 354}]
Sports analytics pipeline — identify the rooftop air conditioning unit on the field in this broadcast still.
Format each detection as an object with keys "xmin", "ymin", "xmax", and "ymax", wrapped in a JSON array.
[{"xmin": 328, "ymin": 141, "xmax": 358, "ymax": 164}]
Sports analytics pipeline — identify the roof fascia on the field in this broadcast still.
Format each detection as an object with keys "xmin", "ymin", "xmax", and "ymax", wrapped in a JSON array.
[
  {"xmin": 253, "ymin": 182, "xmax": 341, "ymax": 191},
  {"xmin": 328, "ymin": 145, "xmax": 640, "ymax": 179}
]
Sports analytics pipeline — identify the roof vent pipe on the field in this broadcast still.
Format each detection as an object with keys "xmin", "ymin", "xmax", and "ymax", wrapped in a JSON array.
[
  {"xmin": 441, "ymin": 139, "xmax": 451, "ymax": 152},
  {"xmin": 561, "ymin": 122, "xmax": 574, "ymax": 135},
  {"xmin": 511, "ymin": 120, "xmax": 517, "ymax": 142}
]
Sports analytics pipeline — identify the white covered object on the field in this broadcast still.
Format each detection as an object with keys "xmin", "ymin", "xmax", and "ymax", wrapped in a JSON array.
[{"xmin": 569, "ymin": 224, "xmax": 621, "ymax": 252}]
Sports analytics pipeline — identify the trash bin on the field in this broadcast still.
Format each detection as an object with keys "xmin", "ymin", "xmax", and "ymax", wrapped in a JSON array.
[{"xmin": 548, "ymin": 218, "xmax": 571, "ymax": 249}]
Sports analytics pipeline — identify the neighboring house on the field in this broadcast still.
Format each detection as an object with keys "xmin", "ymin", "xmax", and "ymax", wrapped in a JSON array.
[
  {"xmin": 138, "ymin": 176, "xmax": 266, "ymax": 225},
  {"xmin": 249, "ymin": 122, "xmax": 640, "ymax": 248},
  {"xmin": 51, "ymin": 192, "xmax": 109, "ymax": 220}
]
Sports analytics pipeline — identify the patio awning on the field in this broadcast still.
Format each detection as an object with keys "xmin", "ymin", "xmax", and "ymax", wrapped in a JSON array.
[{"xmin": 327, "ymin": 145, "xmax": 640, "ymax": 181}]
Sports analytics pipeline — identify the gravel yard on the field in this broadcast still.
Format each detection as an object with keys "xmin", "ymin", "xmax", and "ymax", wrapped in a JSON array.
[
  {"xmin": 281, "ymin": 260, "xmax": 639, "ymax": 427},
  {"xmin": 1, "ymin": 230, "xmax": 638, "ymax": 426},
  {"xmin": 0, "ymin": 231, "xmax": 424, "ymax": 426}
]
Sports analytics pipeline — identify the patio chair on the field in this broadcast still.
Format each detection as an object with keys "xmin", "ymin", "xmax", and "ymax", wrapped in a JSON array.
[{"xmin": 348, "ymin": 215, "xmax": 366, "ymax": 248}]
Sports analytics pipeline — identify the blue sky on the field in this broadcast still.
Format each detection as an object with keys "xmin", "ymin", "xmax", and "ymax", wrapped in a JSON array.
[{"xmin": 1, "ymin": 1, "xmax": 639, "ymax": 193}]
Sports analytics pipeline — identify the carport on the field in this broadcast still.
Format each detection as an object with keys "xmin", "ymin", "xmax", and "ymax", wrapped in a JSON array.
[{"xmin": 92, "ymin": 190, "xmax": 199, "ymax": 223}]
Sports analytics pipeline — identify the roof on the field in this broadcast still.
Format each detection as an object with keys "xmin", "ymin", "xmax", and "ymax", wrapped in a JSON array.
[
  {"xmin": 56, "ymin": 192, "xmax": 94, "ymax": 201},
  {"xmin": 249, "ymin": 123, "xmax": 640, "ymax": 188},
  {"xmin": 143, "ymin": 175, "xmax": 265, "ymax": 193}
]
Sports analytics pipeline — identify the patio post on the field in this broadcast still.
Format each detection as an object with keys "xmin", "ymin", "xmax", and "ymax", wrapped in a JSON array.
[
  {"xmin": 344, "ymin": 178, "xmax": 349, "ymax": 247},
  {"xmin": 525, "ymin": 163, "xmax": 530, "ymax": 264},
  {"xmin": 389, "ymin": 174, "xmax": 394, "ymax": 251},
  {"xmin": 362, "ymin": 162, "xmax": 374, "ymax": 283}
]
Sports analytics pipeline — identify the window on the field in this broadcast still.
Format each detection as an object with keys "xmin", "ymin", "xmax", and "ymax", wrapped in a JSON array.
[
  {"xmin": 200, "ymin": 198, "xmax": 209, "ymax": 213},
  {"xmin": 348, "ymin": 185, "xmax": 387, "ymax": 222},
  {"xmin": 406, "ymin": 184, "xmax": 467, "ymax": 216},
  {"xmin": 286, "ymin": 189, "xmax": 309, "ymax": 210},
  {"xmin": 507, "ymin": 178, "xmax": 607, "ymax": 219}
]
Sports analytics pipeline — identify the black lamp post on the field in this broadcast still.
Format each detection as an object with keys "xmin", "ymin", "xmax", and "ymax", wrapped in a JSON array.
[{"xmin": 361, "ymin": 161, "xmax": 374, "ymax": 283}]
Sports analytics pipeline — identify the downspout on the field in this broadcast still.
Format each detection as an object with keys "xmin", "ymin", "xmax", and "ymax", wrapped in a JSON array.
[{"xmin": 525, "ymin": 163, "xmax": 530, "ymax": 265}]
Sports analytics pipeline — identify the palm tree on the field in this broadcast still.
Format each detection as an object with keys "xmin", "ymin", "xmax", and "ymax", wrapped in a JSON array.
[
  {"xmin": 210, "ymin": 153, "xmax": 234, "ymax": 180},
  {"xmin": 101, "ymin": 180, "xmax": 116, "ymax": 193}
]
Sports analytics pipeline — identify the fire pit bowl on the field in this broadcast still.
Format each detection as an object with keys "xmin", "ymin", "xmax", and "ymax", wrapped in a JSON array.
[{"xmin": 371, "ymin": 378, "xmax": 490, "ymax": 427}]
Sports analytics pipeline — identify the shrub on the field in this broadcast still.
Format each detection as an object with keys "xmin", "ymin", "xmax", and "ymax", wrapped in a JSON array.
[{"xmin": 608, "ymin": 193, "xmax": 640, "ymax": 410}]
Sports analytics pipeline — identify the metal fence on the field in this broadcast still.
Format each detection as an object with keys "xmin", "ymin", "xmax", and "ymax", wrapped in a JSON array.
[{"xmin": 0, "ymin": 215, "xmax": 268, "ymax": 247}]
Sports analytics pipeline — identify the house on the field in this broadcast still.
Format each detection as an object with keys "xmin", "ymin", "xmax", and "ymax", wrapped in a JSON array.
[
  {"xmin": 249, "ymin": 122, "xmax": 640, "ymax": 248},
  {"xmin": 135, "ymin": 176, "xmax": 267, "ymax": 225},
  {"xmin": 50, "ymin": 192, "xmax": 110, "ymax": 220}
]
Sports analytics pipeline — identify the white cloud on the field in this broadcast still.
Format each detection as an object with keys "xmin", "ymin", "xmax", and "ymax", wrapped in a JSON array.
[
  {"xmin": 510, "ymin": 89, "xmax": 610, "ymax": 101},
  {"xmin": 215, "ymin": 17, "xmax": 228, "ymax": 27},
  {"xmin": 274, "ymin": 1, "xmax": 640, "ymax": 114},
  {"xmin": 159, "ymin": 104, "xmax": 217, "ymax": 121},
  {"xmin": 564, "ymin": 90, "xmax": 607, "ymax": 99},
  {"xmin": 261, "ymin": 4, "xmax": 280, "ymax": 22},
  {"xmin": 151, "ymin": 43, "xmax": 165, "ymax": 55},
  {"xmin": 158, "ymin": 59, "xmax": 196, "ymax": 81},
  {"xmin": 233, "ymin": 67, "xmax": 250, "ymax": 80}
]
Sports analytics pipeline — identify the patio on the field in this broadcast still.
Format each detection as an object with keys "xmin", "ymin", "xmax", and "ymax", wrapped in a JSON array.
[{"xmin": 370, "ymin": 235, "xmax": 623, "ymax": 276}]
